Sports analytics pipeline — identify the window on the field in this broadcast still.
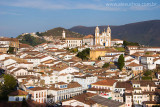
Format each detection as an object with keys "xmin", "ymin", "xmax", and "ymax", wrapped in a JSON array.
[
  {"xmin": 16, "ymin": 97, "xmax": 19, "ymax": 101},
  {"xmin": 36, "ymin": 93, "xmax": 38, "ymax": 98}
]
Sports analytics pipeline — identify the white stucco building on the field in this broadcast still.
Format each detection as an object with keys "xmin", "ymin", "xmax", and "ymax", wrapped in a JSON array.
[{"xmin": 74, "ymin": 75, "xmax": 97, "ymax": 89}]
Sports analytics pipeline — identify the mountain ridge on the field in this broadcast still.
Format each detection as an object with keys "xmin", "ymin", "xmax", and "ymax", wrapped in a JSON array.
[
  {"xmin": 17, "ymin": 20, "xmax": 160, "ymax": 46},
  {"xmin": 69, "ymin": 20, "xmax": 160, "ymax": 46}
]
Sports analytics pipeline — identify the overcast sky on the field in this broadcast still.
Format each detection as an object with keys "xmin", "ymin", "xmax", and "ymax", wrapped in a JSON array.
[{"xmin": 0, "ymin": 0, "xmax": 160, "ymax": 37}]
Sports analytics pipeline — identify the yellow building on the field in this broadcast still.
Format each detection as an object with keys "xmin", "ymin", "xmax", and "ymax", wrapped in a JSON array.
[
  {"xmin": 0, "ymin": 47, "xmax": 9, "ymax": 53},
  {"xmin": 90, "ymin": 49, "xmax": 107, "ymax": 60},
  {"xmin": 9, "ymin": 38, "xmax": 19, "ymax": 48},
  {"xmin": 0, "ymin": 37, "xmax": 19, "ymax": 53}
]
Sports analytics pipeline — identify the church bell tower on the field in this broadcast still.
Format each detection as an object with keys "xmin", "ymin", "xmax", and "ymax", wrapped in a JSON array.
[
  {"xmin": 62, "ymin": 30, "xmax": 66, "ymax": 39},
  {"xmin": 95, "ymin": 26, "xmax": 100, "ymax": 45}
]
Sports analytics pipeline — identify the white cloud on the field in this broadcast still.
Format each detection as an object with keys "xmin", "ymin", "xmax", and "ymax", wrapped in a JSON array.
[{"xmin": 0, "ymin": 0, "xmax": 159, "ymax": 11}]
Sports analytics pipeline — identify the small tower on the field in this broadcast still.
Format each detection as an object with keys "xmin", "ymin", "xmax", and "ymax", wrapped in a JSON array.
[
  {"xmin": 107, "ymin": 25, "xmax": 111, "ymax": 47},
  {"xmin": 62, "ymin": 30, "xmax": 65, "ymax": 39},
  {"xmin": 95, "ymin": 26, "xmax": 99, "ymax": 37},
  {"xmin": 95, "ymin": 26, "xmax": 100, "ymax": 45},
  {"xmin": 107, "ymin": 25, "xmax": 111, "ymax": 37}
]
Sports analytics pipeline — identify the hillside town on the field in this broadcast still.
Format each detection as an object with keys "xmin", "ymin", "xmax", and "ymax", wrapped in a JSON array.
[{"xmin": 0, "ymin": 26, "xmax": 160, "ymax": 107}]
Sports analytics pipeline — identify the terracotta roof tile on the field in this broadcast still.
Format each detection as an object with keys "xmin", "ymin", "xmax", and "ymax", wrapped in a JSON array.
[
  {"xmin": 92, "ymin": 79, "xmax": 117, "ymax": 86},
  {"xmin": 127, "ymin": 62, "xmax": 142, "ymax": 67},
  {"xmin": 8, "ymin": 89, "xmax": 28, "ymax": 96},
  {"xmin": 83, "ymin": 35, "xmax": 93, "ymax": 39}
]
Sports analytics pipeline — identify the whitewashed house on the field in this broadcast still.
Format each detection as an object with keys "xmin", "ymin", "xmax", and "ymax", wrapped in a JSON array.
[
  {"xmin": 126, "ymin": 62, "xmax": 143, "ymax": 71},
  {"xmin": 8, "ymin": 90, "xmax": 28, "ymax": 102},
  {"xmin": 48, "ymin": 82, "xmax": 83, "ymax": 103},
  {"xmin": 1, "ymin": 58, "xmax": 17, "ymax": 68},
  {"xmin": 28, "ymin": 87, "xmax": 47, "ymax": 103},
  {"xmin": 74, "ymin": 75, "xmax": 97, "ymax": 89},
  {"xmin": 53, "ymin": 66, "xmax": 79, "ymax": 74},
  {"xmin": 111, "ymin": 39, "xmax": 123, "ymax": 47},
  {"xmin": 41, "ymin": 73, "xmax": 74, "ymax": 85},
  {"xmin": 12, "ymin": 68, "xmax": 28, "ymax": 76}
]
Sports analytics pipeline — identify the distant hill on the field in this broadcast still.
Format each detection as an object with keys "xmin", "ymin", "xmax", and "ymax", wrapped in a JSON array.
[
  {"xmin": 17, "ymin": 34, "xmax": 46, "ymax": 46},
  {"xmin": 17, "ymin": 27, "xmax": 84, "ymax": 46},
  {"xmin": 42, "ymin": 27, "xmax": 84, "ymax": 38},
  {"xmin": 69, "ymin": 20, "xmax": 160, "ymax": 46}
]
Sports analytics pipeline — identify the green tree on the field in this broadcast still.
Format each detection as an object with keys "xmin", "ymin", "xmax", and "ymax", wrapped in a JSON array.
[
  {"xmin": 7, "ymin": 46, "xmax": 15, "ymax": 54},
  {"xmin": 145, "ymin": 52, "xmax": 150, "ymax": 55},
  {"xmin": 19, "ymin": 34, "xmax": 46, "ymax": 46},
  {"xmin": 66, "ymin": 47, "xmax": 69, "ymax": 51},
  {"xmin": 141, "ymin": 76, "xmax": 152, "ymax": 80},
  {"xmin": 36, "ymin": 32, "xmax": 43, "ymax": 37},
  {"xmin": 144, "ymin": 70, "xmax": 152, "ymax": 76},
  {"xmin": 3, "ymin": 74, "xmax": 17, "ymax": 90},
  {"xmin": 102, "ymin": 63, "xmax": 109, "ymax": 68},
  {"xmin": 71, "ymin": 48, "xmax": 78, "ymax": 53},
  {"xmin": 118, "ymin": 54, "xmax": 124, "ymax": 71},
  {"xmin": 123, "ymin": 40, "xmax": 139, "ymax": 47},
  {"xmin": 76, "ymin": 48, "xmax": 90, "ymax": 60},
  {"xmin": 0, "ymin": 74, "xmax": 17, "ymax": 100}
]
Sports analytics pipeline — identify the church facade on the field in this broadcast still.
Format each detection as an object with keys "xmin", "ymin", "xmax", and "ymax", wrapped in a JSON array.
[{"xmin": 95, "ymin": 26, "xmax": 111, "ymax": 47}]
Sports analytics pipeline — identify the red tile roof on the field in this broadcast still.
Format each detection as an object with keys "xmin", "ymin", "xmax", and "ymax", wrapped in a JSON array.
[
  {"xmin": 8, "ymin": 90, "xmax": 28, "ymax": 96},
  {"xmin": 127, "ymin": 62, "xmax": 142, "ymax": 67},
  {"xmin": 83, "ymin": 35, "xmax": 93, "ymax": 39},
  {"xmin": 92, "ymin": 79, "xmax": 117, "ymax": 86}
]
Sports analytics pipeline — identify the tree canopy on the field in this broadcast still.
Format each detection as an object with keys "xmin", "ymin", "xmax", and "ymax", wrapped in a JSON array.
[
  {"xmin": 18, "ymin": 34, "xmax": 46, "ymax": 46},
  {"xmin": 102, "ymin": 63, "xmax": 109, "ymax": 68},
  {"xmin": 76, "ymin": 48, "xmax": 90, "ymax": 60},
  {"xmin": 118, "ymin": 54, "xmax": 124, "ymax": 71},
  {"xmin": 0, "ymin": 74, "xmax": 17, "ymax": 100},
  {"xmin": 36, "ymin": 32, "xmax": 43, "ymax": 37},
  {"xmin": 123, "ymin": 40, "xmax": 139, "ymax": 47},
  {"xmin": 7, "ymin": 46, "xmax": 15, "ymax": 54},
  {"xmin": 67, "ymin": 48, "xmax": 78, "ymax": 53}
]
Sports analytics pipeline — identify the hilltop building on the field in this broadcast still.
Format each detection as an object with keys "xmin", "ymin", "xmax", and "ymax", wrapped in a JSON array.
[
  {"xmin": 83, "ymin": 35, "xmax": 94, "ymax": 46},
  {"xmin": 62, "ymin": 30, "xmax": 66, "ymax": 39},
  {"xmin": 0, "ymin": 37, "xmax": 19, "ymax": 53},
  {"xmin": 61, "ymin": 30, "xmax": 83, "ymax": 48},
  {"xmin": 95, "ymin": 26, "xmax": 111, "ymax": 47},
  {"xmin": 65, "ymin": 38, "xmax": 83, "ymax": 48},
  {"xmin": 111, "ymin": 39, "xmax": 124, "ymax": 47}
]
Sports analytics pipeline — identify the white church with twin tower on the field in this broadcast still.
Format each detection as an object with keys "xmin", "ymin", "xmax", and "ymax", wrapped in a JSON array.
[
  {"xmin": 95, "ymin": 25, "xmax": 111, "ymax": 47},
  {"xmin": 62, "ymin": 25, "xmax": 112, "ymax": 47}
]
